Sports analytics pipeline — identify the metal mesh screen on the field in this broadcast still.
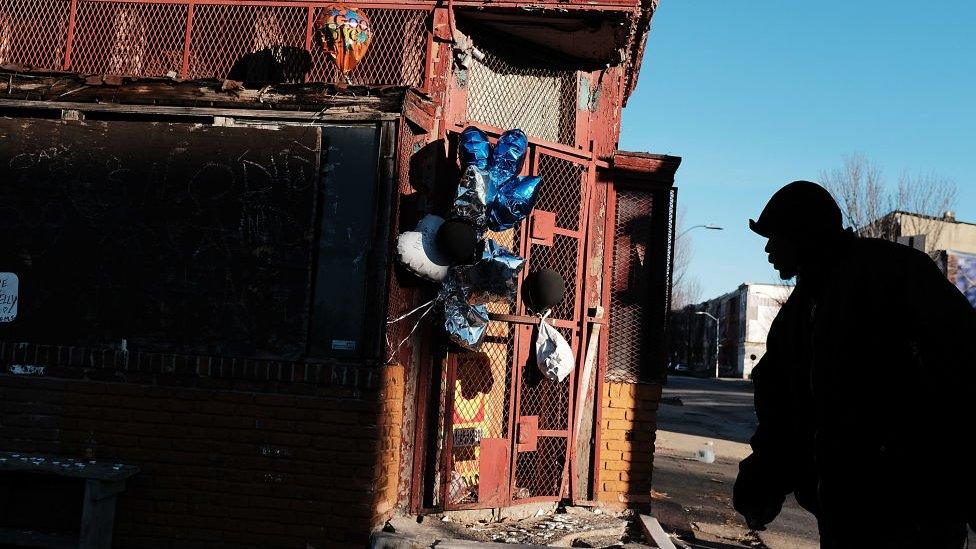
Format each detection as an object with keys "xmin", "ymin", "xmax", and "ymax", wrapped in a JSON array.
[
  {"xmin": 529, "ymin": 236, "xmax": 579, "ymax": 321},
  {"xmin": 513, "ymin": 436, "xmax": 566, "ymax": 500},
  {"xmin": 0, "ymin": 0, "xmax": 70, "ymax": 69},
  {"xmin": 607, "ymin": 190, "xmax": 654, "ymax": 383},
  {"xmin": 1, "ymin": 0, "xmax": 428, "ymax": 87},
  {"xmin": 464, "ymin": 48, "xmax": 577, "ymax": 146},
  {"xmin": 536, "ymin": 154, "xmax": 585, "ymax": 231},
  {"xmin": 449, "ymin": 325, "xmax": 514, "ymax": 505},
  {"xmin": 441, "ymin": 137, "xmax": 590, "ymax": 509},
  {"xmin": 188, "ymin": 5, "xmax": 307, "ymax": 81},
  {"xmin": 517, "ymin": 326, "xmax": 573, "ymax": 431},
  {"xmin": 71, "ymin": 2, "xmax": 186, "ymax": 77}
]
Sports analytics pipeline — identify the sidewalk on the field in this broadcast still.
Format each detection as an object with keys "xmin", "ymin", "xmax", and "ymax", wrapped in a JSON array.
[
  {"xmin": 652, "ymin": 429, "xmax": 818, "ymax": 549},
  {"xmin": 651, "ymin": 376, "xmax": 818, "ymax": 548}
]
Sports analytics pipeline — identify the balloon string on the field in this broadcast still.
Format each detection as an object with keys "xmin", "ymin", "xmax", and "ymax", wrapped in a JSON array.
[
  {"xmin": 387, "ymin": 298, "xmax": 437, "ymax": 324},
  {"xmin": 385, "ymin": 299, "xmax": 437, "ymax": 364}
]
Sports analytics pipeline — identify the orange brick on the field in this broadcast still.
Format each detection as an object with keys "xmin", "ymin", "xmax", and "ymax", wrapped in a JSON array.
[
  {"xmin": 606, "ymin": 460, "xmax": 629, "ymax": 471},
  {"xmin": 621, "ymin": 451, "xmax": 653, "ymax": 463},
  {"xmin": 608, "ymin": 397, "xmax": 634, "ymax": 409},
  {"xmin": 606, "ymin": 419, "xmax": 632, "ymax": 431},
  {"xmin": 601, "ymin": 429, "xmax": 626, "ymax": 441},
  {"xmin": 618, "ymin": 470, "xmax": 652, "ymax": 482},
  {"xmin": 629, "ymin": 410, "xmax": 657, "ymax": 422},
  {"xmin": 602, "ymin": 480, "xmax": 628, "ymax": 492},
  {"xmin": 635, "ymin": 384, "xmax": 662, "ymax": 400},
  {"xmin": 605, "ymin": 440, "xmax": 632, "ymax": 452},
  {"xmin": 602, "ymin": 408, "xmax": 626, "ymax": 420}
]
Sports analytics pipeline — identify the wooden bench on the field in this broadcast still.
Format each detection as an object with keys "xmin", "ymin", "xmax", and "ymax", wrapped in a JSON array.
[{"xmin": 0, "ymin": 451, "xmax": 139, "ymax": 549}]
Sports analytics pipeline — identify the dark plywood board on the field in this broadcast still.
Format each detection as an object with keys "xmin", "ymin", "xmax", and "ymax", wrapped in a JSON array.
[{"xmin": 0, "ymin": 118, "xmax": 320, "ymax": 360}]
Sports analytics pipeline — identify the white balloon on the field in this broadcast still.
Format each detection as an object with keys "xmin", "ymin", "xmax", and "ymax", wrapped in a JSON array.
[{"xmin": 396, "ymin": 214, "xmax": 450, "ymax": 282}]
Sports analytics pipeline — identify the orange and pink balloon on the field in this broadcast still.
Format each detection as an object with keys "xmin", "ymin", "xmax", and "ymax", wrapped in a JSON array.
[{"xmin": 314, "ymin": 5, "xmax": 373, "ymax": 76}]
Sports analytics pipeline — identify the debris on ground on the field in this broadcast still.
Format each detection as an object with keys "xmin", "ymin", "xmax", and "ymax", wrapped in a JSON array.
[{"xmin": 381, "ymin": 506, "xmax": 649, "ymax": 548}]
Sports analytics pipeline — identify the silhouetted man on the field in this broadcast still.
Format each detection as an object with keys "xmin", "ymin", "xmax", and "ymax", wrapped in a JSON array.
[{"xmin": 733, "ymin": 181, "xmax": 975, "ymax": 548}]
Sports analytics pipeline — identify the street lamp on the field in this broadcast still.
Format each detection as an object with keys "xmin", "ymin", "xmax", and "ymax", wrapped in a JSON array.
[
  {"xmin": 678, "ymin": 224, "xmax": 723, "ymax": 239},
  {"xmin": 695, "ymin": 311, "xmax": 720, "ymax": 379}
]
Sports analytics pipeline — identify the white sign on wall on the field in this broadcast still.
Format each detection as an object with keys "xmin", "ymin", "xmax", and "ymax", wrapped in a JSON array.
[{"xmin": 0, "ymin": 273, "xmax": 18, "ymax": 322}]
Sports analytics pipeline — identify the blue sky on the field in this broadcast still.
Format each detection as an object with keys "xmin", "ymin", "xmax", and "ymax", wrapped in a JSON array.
[{"xmin": 619, "ymin": 0, "xmax": 976, "ymax": 299}]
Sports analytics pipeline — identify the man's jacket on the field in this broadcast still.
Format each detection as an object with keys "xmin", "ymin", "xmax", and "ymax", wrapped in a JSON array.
[{"xmin": 735, "ymin": 235, "xmax": 975, "ymax": 544}]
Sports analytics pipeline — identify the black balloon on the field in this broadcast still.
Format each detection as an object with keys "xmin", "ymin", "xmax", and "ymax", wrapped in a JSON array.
[
  {"xmin": 523, "ymin": 268, "xmax": 566, "ymax": 312},
  {"xmin": 436, "ymin": 219, "xmax": 480, "ymax": 264}
]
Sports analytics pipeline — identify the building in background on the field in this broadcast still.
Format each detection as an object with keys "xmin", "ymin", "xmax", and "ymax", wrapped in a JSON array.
[
  {"xmin": 867, "ymin": 210, "xmax": 976, "ymax": 256},
  {"xmin": 670, "ymin": 283, "xmax": 792, "ymax": 379},
  {"xmin": 868, "ymin": 210, "xmax": 976, "ymax": 308}
]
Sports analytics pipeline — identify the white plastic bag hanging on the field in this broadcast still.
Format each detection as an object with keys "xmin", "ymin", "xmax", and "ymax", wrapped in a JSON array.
[{"xmin": 535, "ymin": 311, "xmax": 574, "ymax": 382}]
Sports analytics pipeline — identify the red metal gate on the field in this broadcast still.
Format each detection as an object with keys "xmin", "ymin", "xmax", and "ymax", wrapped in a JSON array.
[{"xmin": 440, "ymin": 134, "xmax": 592, "ymax": 510}]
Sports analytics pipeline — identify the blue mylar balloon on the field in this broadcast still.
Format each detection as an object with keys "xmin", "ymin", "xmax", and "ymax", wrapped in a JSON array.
[
  {"xmin": 459, "ymin": 126, "xmax": 490, "ymax": 170},
  {"xmin": 456, "ymin": 238, "xmax": 525, "ymax": 304},
  {"xmin": 486, "ymin": 175, "xmax": 542, "ymax": 232},
  {"xmin": 439, "ymin": 278, "xmax": 490, "ymax": 350},
  {"xmin": 487, "ymin": 129, "xmax": 528, "ymax": 193},
  {"xmin": 453, "ymin": 165, "xmax": 489, "ymax": 230}
]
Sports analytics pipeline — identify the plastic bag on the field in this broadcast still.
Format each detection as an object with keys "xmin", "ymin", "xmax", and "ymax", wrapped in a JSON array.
[{"xmin": 535, "ymin": 312, "xmax": 574, "ymax": 382}]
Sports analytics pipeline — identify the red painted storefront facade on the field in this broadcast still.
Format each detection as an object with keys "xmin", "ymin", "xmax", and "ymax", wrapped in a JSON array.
[{"xmin": 0, "ymin": 0, "xmax": 679, "ymax": 546}]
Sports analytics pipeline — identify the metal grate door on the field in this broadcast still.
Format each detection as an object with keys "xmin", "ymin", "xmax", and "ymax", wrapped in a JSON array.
[{"xmin": 441, "ymin": 138, "xmax": 591, "ymax": 510}]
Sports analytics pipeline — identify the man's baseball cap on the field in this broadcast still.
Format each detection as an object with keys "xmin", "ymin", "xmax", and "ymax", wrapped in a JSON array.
[{"xmin": 749, "ymin": 181, "xmax": 844, "ymax": 239}]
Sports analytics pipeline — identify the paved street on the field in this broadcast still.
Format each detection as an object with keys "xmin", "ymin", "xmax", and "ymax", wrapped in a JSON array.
[
  {"xmin": 651, "ymin": 376, "xmax": 819, "ymax": 549},
  {"xmin": 652, "ymin": 375, "xmax": 976, "ymax": 549}
]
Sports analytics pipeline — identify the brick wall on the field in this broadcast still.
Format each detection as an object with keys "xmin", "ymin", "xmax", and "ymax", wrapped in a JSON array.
[
  {"xmin": 0, "ymin": 342, "xmax": 406, "ymax": 549},
  {"xmin": 596, "ymin": 381, "xmax": 661, "ymax": 506},
  {"xmin": 372, "ymin": 363, "xmax": 404, "ymax": 523}
]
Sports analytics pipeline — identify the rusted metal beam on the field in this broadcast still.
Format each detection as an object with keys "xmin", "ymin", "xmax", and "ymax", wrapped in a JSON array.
[
  {"xmin": 607, "ymin": 150, "xmax": 682, "ymax": 185},
  {"xmin": 0, "ymin": 99, "xmax": 401, "ymax": 121}
]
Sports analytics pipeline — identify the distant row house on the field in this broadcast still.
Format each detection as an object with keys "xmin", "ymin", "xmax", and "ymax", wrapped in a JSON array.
[
  {"xmin": 670, "ymin": 283, "xmax": 791, "ymax": 379},
  {"xmin": 673, "ymin": 210, "xmax": 976, "ymax": 380}
]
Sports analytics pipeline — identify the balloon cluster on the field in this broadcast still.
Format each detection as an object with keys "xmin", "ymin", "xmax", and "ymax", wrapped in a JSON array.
[{"xmin": 395, "ymin": 127, "xmax": 543, "ymax": 351}]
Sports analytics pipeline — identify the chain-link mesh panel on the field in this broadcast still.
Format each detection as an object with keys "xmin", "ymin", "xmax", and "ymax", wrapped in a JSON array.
[
  {"xmin": 529, "ymin": 236, "xmax": 579, "ymax": 321},
  {"xmin": 187, "ymin": 4, "xmax": 307, "ymax": 81},
  {"xmin": 0, "ymin": 0, "xmax": 70, "ymax": 69},
  {"xmin": 513, "ymin": 436, "xmax": 566, "ymax": 500},
  {"xmin": 465, "ymin": 48, "xmax": 577, "ymax": 146},
  {"xmin": 517, "ymin": 326, "xmax": 572, "ymax": 431},
  {"xmin": 449, "ymin": 325, "xmax": 514, "ymax": 505},
  {"xmin": 663, "ymin": 187, "xmax": 677, "ymax": 345},
  {"xmin": 307, "ymin": 7, "xmax": 427, "ymax": 86},
  {"xmin": 3, "ymin": 1, "xmax": 428, "ymax": 86},
  {"xmin": 71, "ymin": 2, "xmax": 186, "ymax": 77},
  {"xmin": 607, "ymin": 190, "xmax": 654, "ymax": 383},
  {"xmin": 536, "ymin": 154, "xmax": 585, "ymax": 231}
]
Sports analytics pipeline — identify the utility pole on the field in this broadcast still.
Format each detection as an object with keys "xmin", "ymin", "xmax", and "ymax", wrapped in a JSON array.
[{"xmin": 695, "ymin": 311, "xmax": 720, "ymax": 378}]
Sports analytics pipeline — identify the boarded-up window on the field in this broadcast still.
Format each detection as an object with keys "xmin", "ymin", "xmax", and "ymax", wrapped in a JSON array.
[{"xmin": 0, "ymin": 117, "xmax": 389, "ymax": 360}]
